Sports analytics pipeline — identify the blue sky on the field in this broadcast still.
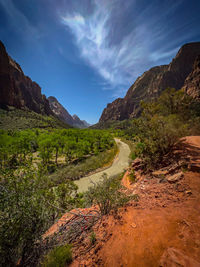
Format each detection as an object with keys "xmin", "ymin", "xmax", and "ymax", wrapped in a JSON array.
[{"xmin": 0, "ymin": 0, "xmax": 200, "ymax": 124}]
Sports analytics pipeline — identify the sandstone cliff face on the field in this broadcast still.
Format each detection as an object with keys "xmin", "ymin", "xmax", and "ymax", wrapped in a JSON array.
[
  {"xmin": 100, "ymin": 42, "xmax": 200, "ymax": 122},
  {"xmin": 48, "ymin": 96, "xmax": 90, "ymax": 128},
  {"xmin": 0, "ymin": 41, "xmax": 52, "ymax": 115},
  {"xmin": 182, "ymin": 55, "xmax": 200, "ymax": 99}
]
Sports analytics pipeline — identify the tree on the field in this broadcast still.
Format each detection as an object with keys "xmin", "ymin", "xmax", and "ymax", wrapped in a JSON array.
[{"xmin": 38, "ymin": 135, "xmax": 53, "ymax": 165}]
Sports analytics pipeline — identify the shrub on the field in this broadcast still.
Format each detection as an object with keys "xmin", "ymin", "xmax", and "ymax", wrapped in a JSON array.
[
  {"xmin": 133, "ymin": 114, "xmax": 188, "ymax": 170},
  {"xmin": 0, "ymin": 166, "xmax": 78, "ymax": 266},
  {"xmin": 85, "ymin": 174, "xmax": 131, "ymax": 216},
  {"xmin": 129, "ymin": 170, "xmax": 136, "ymax": 183},
  {"xmin": 42, "ymin": 244, "xmax": 72, "ymax": 267}
]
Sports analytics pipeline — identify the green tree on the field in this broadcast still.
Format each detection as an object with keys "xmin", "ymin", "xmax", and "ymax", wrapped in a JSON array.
[{"xmin": 38, "ymin": 135, "xmax": 53, "ymax": 165}]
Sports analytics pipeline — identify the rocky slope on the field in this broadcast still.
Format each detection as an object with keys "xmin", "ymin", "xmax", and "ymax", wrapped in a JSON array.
[
  {"xmin": 72, "ymin": 115, "xmax": 91, "ymax": 128},
  {"xmin": 182, "ymin": 55, "xmax": 200, "ymax": 99},
  {"xmin": 100, "ymin": 42, "xmax": 200, "ymax": 122},
  {"xmin": 48, "ymin": 96, "xmax": 90, "ymax": 128},
  {"xmin": 0, "ymin": 41, "xmax": 52, "ymax": 115}
]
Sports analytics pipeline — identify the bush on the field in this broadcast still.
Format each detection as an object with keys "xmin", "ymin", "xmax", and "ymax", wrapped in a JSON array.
[
  {"xmin": 0, "ymin": 166, "xmax": 78, "ymax": 266},
  {"xmin": 85, "ymin": 174, "xmax": 131, "ymax": 215},
  {"xmin": 133, "ymin": 114, "xmax": 188, "ymax": 170},
  {"xmin": 42, "ymin": 244, "xmax": 72, "ymax": 267},
  {"xmin": 129, "ymin": 169, "xmax": 136, "ymax": 183}
]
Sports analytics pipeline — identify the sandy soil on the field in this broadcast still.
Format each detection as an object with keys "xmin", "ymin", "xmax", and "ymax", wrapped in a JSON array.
[{"xmin": 74, "ymin": 138, "xmax": 131, "ymax": 193}]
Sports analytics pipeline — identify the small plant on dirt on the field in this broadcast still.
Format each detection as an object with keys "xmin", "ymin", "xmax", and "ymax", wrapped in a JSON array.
[
  {"xmin": 129, "ymin": 169, "xmax": 136, "ymax": 183},
  {"xmin": 42, "ymin": 244, "xmax": 72, "ymax": 267},
  {"xmin": 90, "ymin": 231, "xmax": 96, "ymax": 245},
  {"xmin": 131, "ymin": 152, "xmax": 137, "ymax": 160}
]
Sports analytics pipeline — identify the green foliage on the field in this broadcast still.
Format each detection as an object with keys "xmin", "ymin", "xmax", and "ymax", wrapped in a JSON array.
[
  {"xmin": 131, "ymin": 89, "xmax": 196, "ymax": 169},
  {"xmin": 90, "ymin": 232, "xmax": 96, "ymax": 245},
  {"xmin": 0, "ymin": 126, "xmax": 115, "ymax": 265},
  {"xmin": 85, "ymin": 174, "xmax": 131, "ymax": 216},
  {"xmin": 42, "ymin": 244, "xmax": 72, "ymax": 267},
  {"xmin": 96, "ymin": 88, "xmax": 200, "ymax": 170},
  {"xmin": 48, "ymin": 143, "xmax": 117, "ymax": 184},
  {"xmin": 129, "ymin": 88, "xmax": 200, "ymax": 170},
  {"xmin": 133, "ymin": 114, "xmax": 188, "ymax": 169},
  {"xmin": 0, "ymin": 128, "xmax": 115, "ymax": 172},
  {"xmin": 0, "ymin": 106, "xmax": 70, "ymax": 130},
  {"xmin": 0, "ymin": 165, "xmax": 79, "ymax": 266},
  {"xmin": 129, "ymin": 169, "xmax": 136, "ymax": 183}
]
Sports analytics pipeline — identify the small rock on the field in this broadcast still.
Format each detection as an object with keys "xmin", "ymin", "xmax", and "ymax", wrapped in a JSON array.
[
  {"xmin": 167, "ymin": 172, "xmax": 184, "ymax": 183},
  {"xmin": 186, "ymin": 190, "xmax": 192, "ymax": 195},
  {"xmin": 130, "ymin": 223, "xmax": 137, "ymax": 228}
]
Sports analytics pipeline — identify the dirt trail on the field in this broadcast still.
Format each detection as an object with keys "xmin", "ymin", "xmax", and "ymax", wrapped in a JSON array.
[
  {"xmin": 71, "ymin": 136, "xmax": 200, "ymax": 266},
  {"xmin": 74, "ymin": 138, "xmax": 131, "ymax": 193}
]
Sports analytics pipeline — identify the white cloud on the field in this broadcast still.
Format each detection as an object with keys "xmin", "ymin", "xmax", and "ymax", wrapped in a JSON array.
[{"xmin": 60, "ymin": 0, "xmax": 187, "ymax": 96}]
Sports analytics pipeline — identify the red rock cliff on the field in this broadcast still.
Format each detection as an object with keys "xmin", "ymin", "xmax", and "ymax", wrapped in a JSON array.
[
  {"xmin": 99, "ymin": 42, "xmax": 200, "ymax": 122},
  {"xmin": 0, "ymin": 40, "xmax": 52, "ymax": 115}
]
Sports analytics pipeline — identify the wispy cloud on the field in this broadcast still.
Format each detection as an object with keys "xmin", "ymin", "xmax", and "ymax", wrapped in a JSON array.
[
  {"xmin": 59, "ymin": 0, "xmax": 195, "ymax": 96},
  {"xmin": 0, "ymin": 0, "xmax": 40, "ymax": 40}
]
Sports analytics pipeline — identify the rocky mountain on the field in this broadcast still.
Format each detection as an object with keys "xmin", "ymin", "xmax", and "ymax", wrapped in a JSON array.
[
  {"xmin": 48, "ymin": 96, "xmax": 75, "ymax": 126},
  {"xmin": 48, "ymin": 96, "xmax": 90, "ymax": 128},
  {"xmin": 100, "ymin": 42, "xmax": 200, "ymax": 122},
  {"xmin": 0, "ymin": 40, "xmax": 90, "ymax": 128},
  {"xmin": 72, "ymin": 114, "xmax": 91, "ymax": 128},
  {"xmin": 82, "ymin": 120, "xmax": 91, "ymax": 128},
  {"xmin": 182, "ymin": 55, "xmax": 200, "ymax": 99},
  {"xmin": 0, "ymin": 40, "xmax": 52, "ymax": 115}
]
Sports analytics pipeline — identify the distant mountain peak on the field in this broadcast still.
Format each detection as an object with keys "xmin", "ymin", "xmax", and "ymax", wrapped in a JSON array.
[
  {"xmin": 48, "ymin": 97, "xmax": 90, "ymax": 128},
  {"xmin": 72, "ymin": 114, "xmax": 79, "ymax": 119}
]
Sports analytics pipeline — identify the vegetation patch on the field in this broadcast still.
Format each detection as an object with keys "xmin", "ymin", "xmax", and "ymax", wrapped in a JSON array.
[
  {"xmin": 98, "ymin": 88, "xmax": 200, "ymax": 171},
  {"xmin": 0, "ymin": 127, "xmax": 115, "ymax": 265},
  {"xmin": 129, "ymin": 169, "xmax": 136, "ymax": 183},
  {"xmin": 48, "ymin": 144, "xmax": 117, "ymax": 184},
  {"xmin": 85, "ymin": 173, "xmax": 135, "ymax": 216},
  {"xmin": 90, "ymin": 232, "xmax": 97, "ymax": 245},
  {"xmin": 0, "ymin": 106, "xmax": 69, "ymax": 130},
  {"xmin": 42, "ymin": 244, "xmax": 72, "ymax": 267},
  {"xmin": 0, "ymin": 128, "xmax": 115, "ymax": 173}
]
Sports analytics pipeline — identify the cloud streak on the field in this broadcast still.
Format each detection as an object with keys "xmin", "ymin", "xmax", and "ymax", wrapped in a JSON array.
[
  {"xmin": 59, "ymin": 0, "xmax": 197, "ymax": 95},
  {"xmin": 0, "ymin": 0, "xmax": 41, "ymax": 41}
]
